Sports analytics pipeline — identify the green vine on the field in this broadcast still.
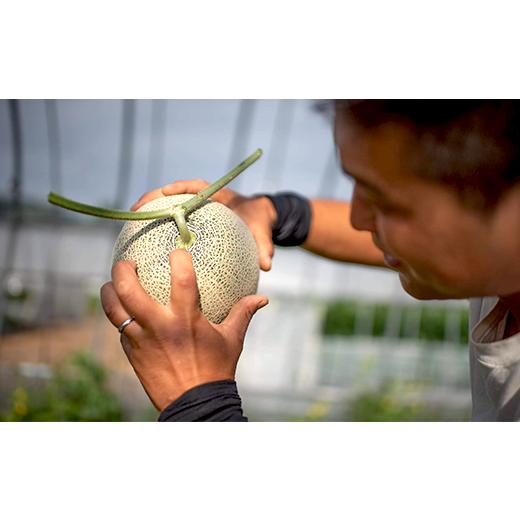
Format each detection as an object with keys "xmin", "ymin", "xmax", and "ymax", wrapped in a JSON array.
[{"xmin": 48, "ymin": 148, "xmax": 262, "ymax": 247}]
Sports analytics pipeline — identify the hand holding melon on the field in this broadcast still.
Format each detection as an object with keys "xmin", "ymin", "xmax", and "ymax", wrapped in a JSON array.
[
  {"xmin": 113, "ymin": 192, "xmax": 260, "ymax": 323},
  {"xmin": 132, "ymin": 179, "xmax": 277, "ymax": 272},
  {"xmin": 100, "ymin": 248, "xmax": 268, "ymax": 410},
  {"xmin": 48, "ymin": 149, "xmax": 269, "ymax": 407}
]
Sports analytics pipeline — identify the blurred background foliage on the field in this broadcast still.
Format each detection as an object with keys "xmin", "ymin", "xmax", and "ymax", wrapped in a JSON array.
[
  {"xmin": 347, "ymin": 382, "xmax": 444, "ymax": 422},
  {"xmin": 322, "ymin": 300, "xmax": 469, "ymax": 345},
  {"xmin": 0, "ymin": 345, "xmax": 469, "ymax": 422},
  {"xmin": 1, "ymin": 351, "xmax": 125, "ymax": 422}
]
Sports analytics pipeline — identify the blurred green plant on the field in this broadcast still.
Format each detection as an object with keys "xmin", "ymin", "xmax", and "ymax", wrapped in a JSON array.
[
  {"xmin": 5, "ymin": 287, "xmax": 30, "ymax": 302},
  {"xmin": 86, "ymin": 294, "xmax": 102, "ymax": 316},
  {"xmin": 1, "ymin": 350, "xmax": 125, "ymax": 421},
  {"xmin": 289, "ymin": 401, "xmax": 332, "ymax": 422},
  {"xmin": 2, "ymin": 285, "xmax": 32, "ymax": 333},
  {"xmin": 346, "ymin": 381, "xmax": 442, "ymax": 421},
  {"xmin": 321, "ymin": 299, "xmax": 469, "ymax": 345},
  {"xmin": 289, "ymin": 377, "xmax": 456, "ymax": 422}
]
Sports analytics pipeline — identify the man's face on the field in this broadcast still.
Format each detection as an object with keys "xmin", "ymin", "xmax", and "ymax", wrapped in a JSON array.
[{"xmin": 335, "ymin": 115, "xmax": 520, "ymax": 299}]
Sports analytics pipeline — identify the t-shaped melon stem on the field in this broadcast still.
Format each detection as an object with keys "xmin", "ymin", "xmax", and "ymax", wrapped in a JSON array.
[
  {"xmin": 171, "ymin": 205, "xmax": 195, "ymax": 248},
  {"xmin": 47, "ymin": 148, "xmax": 263, "ymax": 248}
]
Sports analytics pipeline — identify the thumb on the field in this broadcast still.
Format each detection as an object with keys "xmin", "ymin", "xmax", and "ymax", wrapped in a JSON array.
[
  {"xmin": 221, "ymin": 294, "xmax": 269, "ymax": 342},
  {"xmin": 250, "ymin": 226, "xmax": 274, "ymax": 271}
]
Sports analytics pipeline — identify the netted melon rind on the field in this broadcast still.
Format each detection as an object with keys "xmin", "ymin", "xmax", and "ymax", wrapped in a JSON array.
[{"xmin": 112, "ymin": 194, "xmax": 259, "ymax": 324}]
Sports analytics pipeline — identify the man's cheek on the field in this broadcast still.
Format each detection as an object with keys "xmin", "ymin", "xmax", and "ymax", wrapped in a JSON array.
[
  {"xmin": 382, "ymin": 228, "xmax": 415, "ymax": 257},
  {"xmin": 399, "ymin": 260, "xmax": 440, "ymax": 288}
]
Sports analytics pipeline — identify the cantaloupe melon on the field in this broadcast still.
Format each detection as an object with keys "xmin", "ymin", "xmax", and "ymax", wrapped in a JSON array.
[
  {"xmin": 48, "ymin": 150, "xmax": 264, "ymax": 323},
  {"xmin": 112, "ymin": 194, "xmax": 259, "ymax": 324}
]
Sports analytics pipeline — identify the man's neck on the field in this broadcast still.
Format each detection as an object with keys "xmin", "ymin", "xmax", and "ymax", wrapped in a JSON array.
[{"xmin": 499, "ymin": 293, "xmax": 520, "ymax": 338}]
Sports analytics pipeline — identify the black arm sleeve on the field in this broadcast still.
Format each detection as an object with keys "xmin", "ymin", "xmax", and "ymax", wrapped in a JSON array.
[
  {"xmin": 260, "ymin": 192, "xmax": 312, "ymax": 247},
  {"xmin": 158, "ymin": 380, "xmax": 248, "ymax": 422}
]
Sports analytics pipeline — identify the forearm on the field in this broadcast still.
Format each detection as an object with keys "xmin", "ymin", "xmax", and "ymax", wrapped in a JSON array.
[{"xmin": 303, "ymin": 199, "xmax": 386, "ymax": 267}]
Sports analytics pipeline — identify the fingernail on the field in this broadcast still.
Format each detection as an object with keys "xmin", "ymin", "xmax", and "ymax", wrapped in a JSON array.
[
  {"xmin": 257, "ymin": 298, "xmax": 269, "ymax": 310},
  {"xmin": 261, "ymin": 255, "xmax": 271, "ymax": 270}
]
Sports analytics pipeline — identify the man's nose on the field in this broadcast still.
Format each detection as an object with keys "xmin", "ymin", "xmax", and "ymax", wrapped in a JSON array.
[{"xmin": 350, "ymin": 186, "xmax": 376, "ymax": 233}]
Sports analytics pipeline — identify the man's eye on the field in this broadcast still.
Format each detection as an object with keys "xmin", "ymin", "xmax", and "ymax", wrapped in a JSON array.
[
  {"xmin": 374, "ymin": 200, "xmax": 392, "ymax": 212},
  {"xmin": 377, "ymin": 201, "xmax": 408, "ymax": 216}
]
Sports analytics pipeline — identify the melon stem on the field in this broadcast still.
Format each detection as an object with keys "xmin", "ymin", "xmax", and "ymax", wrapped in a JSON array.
[
  {"xmin": 47, "ymin": 192, "xmax": 171, "ymax": 221},
  {"xmin": 171, "ymin": 206, "xmax": 195, "ymax": 248},
  {"xmin": 173, "ymin": 148, "xmax": 263, "ymax": 247},
  {"xmin": 181, "ymin": 148, "xmax": 263, "ymax": 216},
  {"xmin": 47, "ymin": 149, "xmax": 263, "ymax": 225}
]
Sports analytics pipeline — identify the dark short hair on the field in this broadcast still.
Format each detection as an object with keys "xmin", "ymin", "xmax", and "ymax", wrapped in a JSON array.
[{"xmin": 335, "ymin": 100, "xmax": 520, "ymax": 210}]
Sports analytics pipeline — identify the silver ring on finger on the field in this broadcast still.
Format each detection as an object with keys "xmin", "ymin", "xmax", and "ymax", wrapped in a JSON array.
[{"xmin": 117, "ymin": 316, "xmax": 135, "ymax": 334}]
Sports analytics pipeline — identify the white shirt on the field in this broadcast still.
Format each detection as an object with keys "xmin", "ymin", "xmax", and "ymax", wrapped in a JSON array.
[{"xmin": 469, "ymin": 297, "xmax": 520, "ymax": 421}]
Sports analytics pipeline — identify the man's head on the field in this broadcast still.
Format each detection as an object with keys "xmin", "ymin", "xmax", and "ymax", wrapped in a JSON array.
[{"xmin": 334, "ymin": 100, "xmax": 520, "ymax": 299}]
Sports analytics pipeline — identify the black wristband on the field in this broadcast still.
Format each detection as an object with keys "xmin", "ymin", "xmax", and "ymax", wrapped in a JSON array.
[{"xmin": 260, "ymin": 192, "xmax": 312, "ymax": 247}]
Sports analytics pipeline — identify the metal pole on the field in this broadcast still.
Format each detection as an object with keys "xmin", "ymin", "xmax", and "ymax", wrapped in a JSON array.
[
  {"xmin": 260, "ymin": 99, "xmax": 296, "ymax": 192},
  {"xmin": 41, "ymin": 100, "xmax": 62, "ymax": 330},
  {"xmin": 146, "ymin": 99, "xmax": 168, "ymax": 190},
  {"xmin": 45, "ymin": 100, "xmax": 62, "ymax": 195},
  {"xmin": 114, "ymin": 99, "xmax": 136, "ymax": 210},
  {"xmin": 0, "ymin": 100, "xmax": 23, "ymax": 336},
  {"xmin": 227, "ymin": 100, "xmax": 256, "ymax": 190}
]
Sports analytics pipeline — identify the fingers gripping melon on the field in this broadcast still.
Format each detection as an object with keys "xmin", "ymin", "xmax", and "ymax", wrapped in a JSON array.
[{"xmin": 112, "ymin": 194, "xmax": 259, "ymax": 324}]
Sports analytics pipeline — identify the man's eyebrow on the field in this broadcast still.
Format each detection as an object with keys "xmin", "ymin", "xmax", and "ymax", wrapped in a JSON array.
[{"xmin": 341, "ymin": 166, "xmax": 384, "ymax": 195}]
